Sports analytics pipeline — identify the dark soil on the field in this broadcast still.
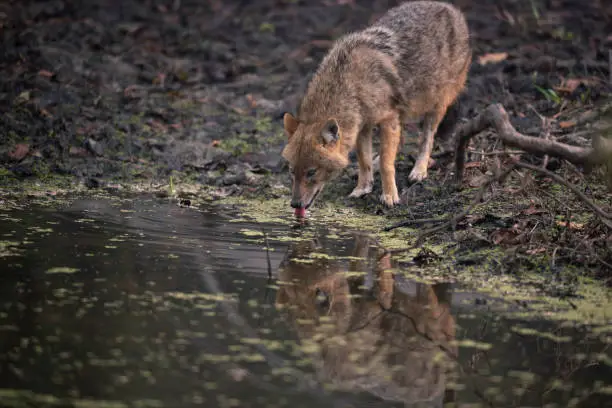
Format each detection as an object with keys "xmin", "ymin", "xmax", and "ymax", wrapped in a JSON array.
[{"xmin": 1, "ymin": 1, "xmax": 612, "ymax": 273}]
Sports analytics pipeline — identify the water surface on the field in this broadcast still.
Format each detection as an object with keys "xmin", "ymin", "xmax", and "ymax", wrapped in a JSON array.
[{"xmin": 0, "ymin": 196, "xmax": 610, "ymax": 407}]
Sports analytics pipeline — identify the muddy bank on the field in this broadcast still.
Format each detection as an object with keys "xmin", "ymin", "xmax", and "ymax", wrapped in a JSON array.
[
  {"xmin": 1, "ymin": 0, "xmax": 611, "ymax": 185},
  {"xmin": 1, "ymin": 0, "xmax": 612, "ymax": 277}
]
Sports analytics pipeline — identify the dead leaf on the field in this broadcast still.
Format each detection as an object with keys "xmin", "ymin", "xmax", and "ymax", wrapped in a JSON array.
[
  {"xmin": 554, "ymin": 78, "xmax": 600, "ymax": 94},
  {"xmin": 559, "ymin": 120, "xmax": 576, "ymax": 129},
  {"xmin": 9, "ymin": 144, "xmax": 30, "ymax": 160},
  {"xmin": 522, "ymin": 205, "xmax": 547, "ymax": 216},
  {"xmin": 246, "ymin": 94, "xmax": 257, "ymax": 108},
  {"xmin": 555, "ymin": 220, "xmax": 584, "ymax": 230},
  {"xmin": 477, "ymin": 52, "xmax": 508, "ymax": 65},
  {"xmin": 556, "ymin": 78, "xmax": 582, "ymax": 93},
  {"xmin": 490, "ymin": 228, "xmax": 519, "ymax": 245},
  {"xmin": 152, "ymin": 73, "xmax": 166, "ymax": 86},
  {"xmin": 39, "ymin": 108, "xmax": 52, "ymax": 118},
  {"xmin": 123, "ymin": 85, "xmax": 140, "ymax": 98},
  {"xmin": 526, "ymin": 247, "xmax": 547, "ymax": 255},
  {"xmin": 69, "ymin": 146, "xmax": 89, "ymax": 157},
  {"xmin": 463, "ymin": 214, "xmax": 486, "ymax": 225},
  {"xmin": 149, "ymin": 120, "xmax": 167, "ymax": 131}
]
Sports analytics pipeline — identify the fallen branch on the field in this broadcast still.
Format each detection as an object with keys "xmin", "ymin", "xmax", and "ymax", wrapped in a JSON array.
[{"xmin": 454, "ymin": 103, "xmax": 612, "ymax": 184}]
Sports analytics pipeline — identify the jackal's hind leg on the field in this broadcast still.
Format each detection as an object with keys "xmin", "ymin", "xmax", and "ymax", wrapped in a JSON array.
[{"xmin": 409, "ymin": 106, "xmax": 447, "ymax": 182}]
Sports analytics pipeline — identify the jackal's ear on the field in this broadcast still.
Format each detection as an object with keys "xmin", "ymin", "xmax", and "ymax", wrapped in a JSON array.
[
  {"xmin": 321, "ymin": 118, "xmax": 340, "ymax": 145},
  {"xmin": 283, "ymin": 112, "xmax": 299, "ymax": 138}
]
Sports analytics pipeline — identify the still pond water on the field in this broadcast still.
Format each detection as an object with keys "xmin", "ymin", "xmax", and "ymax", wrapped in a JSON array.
[{"xmin": 0, "ymin": 195, "xmax": 610, "ymax": 408}]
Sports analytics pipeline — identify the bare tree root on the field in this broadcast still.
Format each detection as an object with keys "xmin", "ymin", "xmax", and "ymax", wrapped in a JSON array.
[
  {"xmin": 454, "ymin": 103, "xmax": 612, "ymax": 184},
  {"xmin": 383, "ymin": 104, "xmax": 612, "ymax": 245},
  {"xmin": 452, "ymin": 103, "xmax": 612, "ymax": 229}
]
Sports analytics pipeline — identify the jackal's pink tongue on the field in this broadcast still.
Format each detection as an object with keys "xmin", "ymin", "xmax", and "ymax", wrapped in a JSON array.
[{"xmin": 294, "ymin": 207, "xmax": 307, "ymax": 218}]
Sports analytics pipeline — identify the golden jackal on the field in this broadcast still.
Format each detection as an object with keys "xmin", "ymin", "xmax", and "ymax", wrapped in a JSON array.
[{"xmin": 282, "ymin": 1, "xmax": 471, "ymax": 214}]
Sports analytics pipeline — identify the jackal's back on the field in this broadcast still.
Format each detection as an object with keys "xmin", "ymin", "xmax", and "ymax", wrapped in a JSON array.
[
  {"xmin": 371, "ymin": 1, "xmax": 471, "ymax": 109},
  {"xmin": 298, "ymin": 1, "xmax": 471, "ymax": 122}
]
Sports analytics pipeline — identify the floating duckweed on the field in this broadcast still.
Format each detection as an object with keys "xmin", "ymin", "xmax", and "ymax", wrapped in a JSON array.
[
  {"xmin": 239, "ymin": 229, "xmax": 264, "ymax": 237},
  {"xmin": 46, "ymin": 267, "xmax": 79, "ymax": 274},
  {"xmin": 454, "ymin": 339, "xmax": 493, "ymax": 351},
  {"xmin": 510, "ymin": 326, "xmax": 572, "ymax": 342}
]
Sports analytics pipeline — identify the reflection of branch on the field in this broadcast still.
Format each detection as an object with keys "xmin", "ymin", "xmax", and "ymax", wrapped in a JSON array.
[
  {"xmin": 260, "ymin": 229, "xmax": 275, "ymax": 325},
  {"xmin": 262, "ymin": 228, "xmax": 272, "ymax": 280},
  {"xmin": 379, "ymin": 303, "xmax": 496, "ymax": 408}
]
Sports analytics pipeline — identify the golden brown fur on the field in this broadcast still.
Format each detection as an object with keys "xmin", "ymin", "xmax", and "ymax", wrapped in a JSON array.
[
  {"xmin": 275, "ymin": 234, "xmax": 457, "ymax": 405},
  {"xmin": 282, "ymin": 1, "xmax": 472, "ymax": 208}
]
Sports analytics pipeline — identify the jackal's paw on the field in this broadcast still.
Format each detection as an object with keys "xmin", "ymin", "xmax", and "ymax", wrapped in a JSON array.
[
  {"xmin": 379, "ymin": 191, "xmax": 400, "ymax": 207},
  {"xmin": 348, "ymin": 184, "xmax": 373, "ymax": 198},
  {"xmin": 408, "ymin": 166, "xmax": 428, "ymax": 182}
]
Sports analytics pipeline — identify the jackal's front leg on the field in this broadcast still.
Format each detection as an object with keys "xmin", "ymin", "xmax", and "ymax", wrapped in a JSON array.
[
  {"xmin": 379, "ymin": 116, "xmax": 401, "ymax": 207},
  {"xmin": 349, "ymin": 126, "xmax": 374, "ymax": 198}
]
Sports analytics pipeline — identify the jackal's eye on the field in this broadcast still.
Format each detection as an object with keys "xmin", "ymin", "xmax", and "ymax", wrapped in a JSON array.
[{"xmin": 306, "ymin": 168, "xmax": 317, "ymax": 179}]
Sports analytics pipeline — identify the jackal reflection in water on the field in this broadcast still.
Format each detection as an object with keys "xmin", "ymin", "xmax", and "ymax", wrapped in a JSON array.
[{"xmin": 276, "ymin": 233, "xmax": 457, "ymax": 407}]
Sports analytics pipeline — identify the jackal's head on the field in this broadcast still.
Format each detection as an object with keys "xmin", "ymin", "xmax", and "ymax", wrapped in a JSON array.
[{"xmin": 281, "ymin": 113, "xmax": 350, "ymax": 211}]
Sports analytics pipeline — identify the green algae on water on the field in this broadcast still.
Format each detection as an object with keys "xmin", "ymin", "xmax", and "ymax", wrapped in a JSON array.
[{"xmin": 46, "ymin": 267, "xmax": 79, "ymax": 274}]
